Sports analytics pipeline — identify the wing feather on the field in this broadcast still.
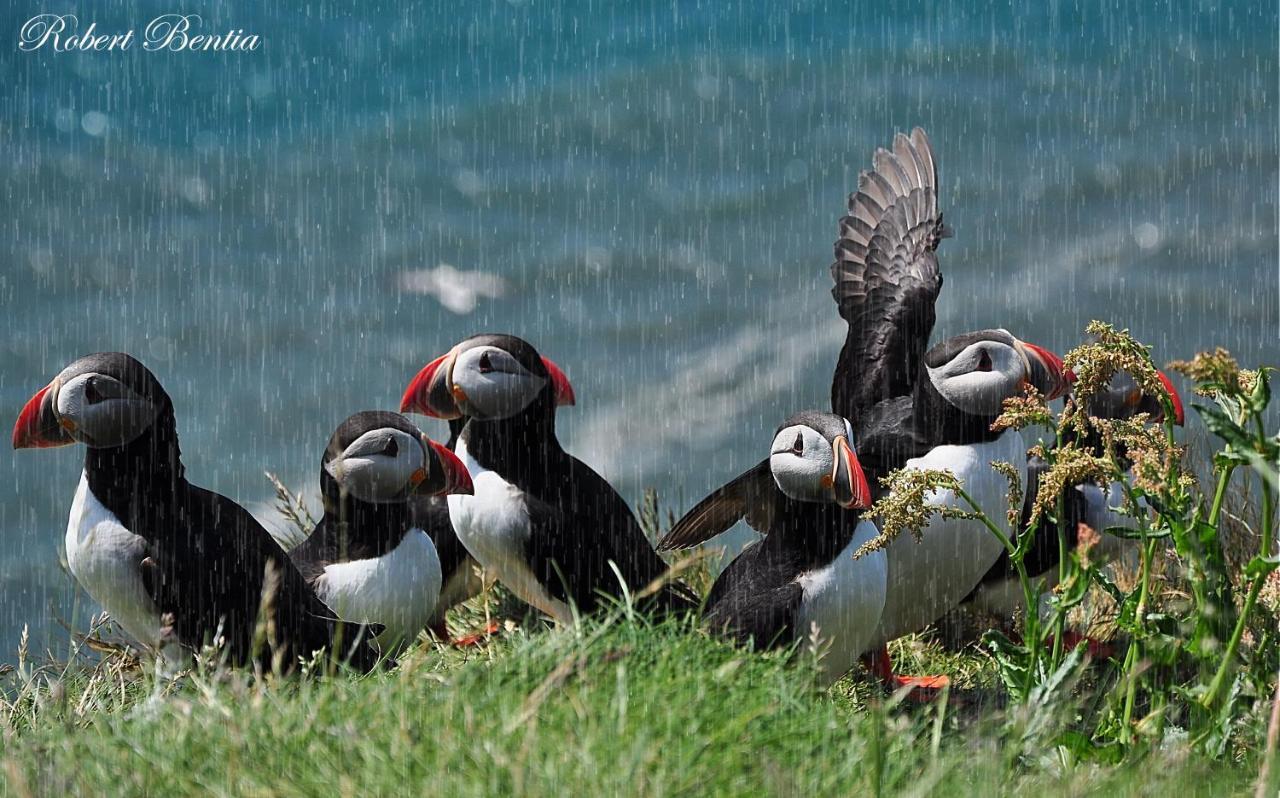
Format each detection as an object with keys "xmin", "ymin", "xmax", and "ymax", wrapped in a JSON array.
[
  {"xmin": 657, "ymin": 461, "xmax": 778, "ymax": 551},
  {"xmin": 830, "ymin": 127, "xmax": 948, "ymax": 428}
]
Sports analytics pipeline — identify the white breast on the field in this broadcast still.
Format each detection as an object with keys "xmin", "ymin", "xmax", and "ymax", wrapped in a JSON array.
[
  {"xmin": 448, "ymin": 440, "xmax": 574, "ymax": 624},
  {"xmin": 794, "ymin": 520, "xmax": 888, "ymax": 685},
  {"xmin": 65, "ymin": 472, "xmax": 162, "ymax": 648},
  {"xmin": 871, "ymin": 432, "xmax": 1023, "ymax": 646},
  {"xmin": 314, "ymin": 528, "xmax": 442, "ymax": 650}
]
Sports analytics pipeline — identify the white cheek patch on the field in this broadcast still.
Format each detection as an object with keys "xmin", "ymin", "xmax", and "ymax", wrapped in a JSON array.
[
  {"xmin": 55, "ymin": 375, "xmax": 158, "ymax": 448},
  {"xmin": 453, "ymin": 348, "xmax": 547, "ymax": 419},
  {"xmin": 459, "ymin": 371, "xmax": 545, "ymax": 419},
  {"xmin": 927, "ymin": 344, "xmax": 1024, "ymax": 416},
  {"xmin": 769, "ymin": 426, "xmax": 834, "ymax": 503},
  {"xmin": 328, "ymin": 430, "xmax": 424, "ymax": 503}
]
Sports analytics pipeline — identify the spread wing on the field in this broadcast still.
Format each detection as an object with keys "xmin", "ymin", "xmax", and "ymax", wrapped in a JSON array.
[
  {"xmin": 657, "ymin": 460, "xmax": 779, "ymax": 551},
  {"xmin": 830, "ymin": 127, "xmax": 948, "ymax": 427}
]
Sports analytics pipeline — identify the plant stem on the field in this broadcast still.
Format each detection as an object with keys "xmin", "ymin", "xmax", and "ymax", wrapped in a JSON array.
[
  {"xmin": 1207, "ymin": 465, "xmax": 1234, "ymax": 529},
  {"xmin": 956, "ymin": 485, "xmax": 1040, "ymax": 690},
  {"xmin": 1050, "ymin": 492, "xmax": 1068, "ymax": 670},
  {"xmin": 1120, "ymin": 534, "xmax": 1157, "ymax": 744},
  {"xmin": 1256, "ymin": 666, "xmax": 1280, "ymax": 798},
  {"xmin": 1200, "ymin": 418, "xmax": 1277, "ymax": 711}
]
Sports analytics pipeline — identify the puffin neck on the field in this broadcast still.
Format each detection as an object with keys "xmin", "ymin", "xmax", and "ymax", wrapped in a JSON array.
[
  {"xmin": 768, "ymin": 499, "xmax": 858, "ymax": 559},
  {"xmin": 83, "ymin": 404, "xmax": 186, "ymax": 524},
  {"xmin": 457, "ymin": 392, "xmax": 560, "ymax": 474},
  {"xmin": 911, "ymin": 371, "xmax": 1006, "ymax": 445},
  {"xmin": 319, "ymin": 473, "xmax": 413, "ymax": 547}
]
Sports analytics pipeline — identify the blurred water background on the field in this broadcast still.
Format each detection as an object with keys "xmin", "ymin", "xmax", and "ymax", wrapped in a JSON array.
[{"xmin": 0, "ymin": 0, "xmax": 1275, "ymax": 659}]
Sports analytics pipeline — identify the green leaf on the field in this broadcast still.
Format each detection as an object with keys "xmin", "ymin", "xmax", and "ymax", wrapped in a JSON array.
[
  {"xmin": 1247, "ymin": 367, "xmax": 1272, "ymax": 414},
  {"xmin": 1239, "ymin": 447, "xmax": 1280, "ymax": 493},
  {"xmin": 982, "ymin": 630, "xmax": 1031, "ymax": 702},
  {"xmin": 1027, "ymin": 644, "xmax": 1088, "ymax": 707},
  {"xmin": 1102, "ymin": 525, "xmax": 1172, "ymax": 541},
  {"xmin": 1195, "ymin": 403, "xmax": 1251, "ymax": 449},
  {"xmin": 1088, "ymin": 566, "xmax": 1125, "ymax": 605},
  {"xmin": 1243, "ymin": 554, "xmax": 1280, "ymax": 579}
]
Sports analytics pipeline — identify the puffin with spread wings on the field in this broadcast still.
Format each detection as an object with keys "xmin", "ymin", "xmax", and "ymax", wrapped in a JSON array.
[{"xmin": 664, "ymin": 128, "xmax": 1069, "ymax": 692}]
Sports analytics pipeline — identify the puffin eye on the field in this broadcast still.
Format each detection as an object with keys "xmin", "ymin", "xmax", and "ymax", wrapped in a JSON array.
[
  {"xmin": 380, "ymin": 437, "xmax": 398, "ymax": 458},
  {"xmin": 976, "ymin": 350, "xmax": 993, "ymax": 372},
  {"xmin": 791, "ymin": 432, "xmax": 804, "ymax": 456},
  {"xmin": 84, "ymin": 378, "xmax": 105, "ymax": 405},
  {"xmin": 478, "ymin": 352, "xmax": 494, "ymax": 374}
]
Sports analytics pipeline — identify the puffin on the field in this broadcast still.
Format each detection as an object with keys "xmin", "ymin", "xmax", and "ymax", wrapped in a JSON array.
[
  {"xmin": 400, "ymin": 334, "xmax": 695, "ymax": 623},
  {"xmin": 288, "ymin": 411, "xmax": 473, "ymax": 652},
  {"xmin": 658, "ymin": 411, "xmax": 886, "ymax": 685},
  {"xmin": 962, "ymin": 368, "xmax": 1185, "ymax": 622},
  {"xmin": 12, "ymin": 353, "xmax": 379, "ymax": 672},
  {"xmin": 826, "ymin": 128, "xmax": 1070, "ymax": 689}
]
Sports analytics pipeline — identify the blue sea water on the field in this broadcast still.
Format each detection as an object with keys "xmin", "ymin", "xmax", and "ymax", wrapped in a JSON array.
[{"xmin": 0, "ymin": 1, "xmax": 1275, "ymax": 659}]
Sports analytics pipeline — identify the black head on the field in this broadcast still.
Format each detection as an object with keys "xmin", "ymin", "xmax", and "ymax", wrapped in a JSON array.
[
  {"xmin": 13, "ymin": 352, "xmax": 171, "ymax": 450},
  {"xmin": 923, "ymin": 329, "xmax": 1068, "ymax": 417},
  {"xmin": 769, "ymin": 410, "xmax": 871, "ymax": 509},
  {"xmin": 321, "ymin": 410, "xmax": 472, "ymax": 504},
  {"xmin": 400, "ymin": 333, "xmax": 575, "ymax": 422}
]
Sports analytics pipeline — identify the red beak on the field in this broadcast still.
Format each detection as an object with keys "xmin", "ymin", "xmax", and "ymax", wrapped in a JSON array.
[
  {"xmin": 1156, "ymin": 370, "xmax": 1185, "ymax": 426},
  {"xmin": 1020, "ymin": 341, "xmax": 1069, "ymax": 400},
  {"xmin": 541, "ymin": 356, "xmax": 575, "ymax": 408},
  {"xmin": 13, "ymin": 384, "xmax": 72, "ymax": 449},
  {"xmin": 400, "ymin": 350, "xmax": 462, "ymax": 420},
  {"xmin": 428, "ymin": 439, "xmax": 473, "ymax": 495},
  {"xmin": 832, "ymin": 435, "xmax": 872, "ymax": 510}
]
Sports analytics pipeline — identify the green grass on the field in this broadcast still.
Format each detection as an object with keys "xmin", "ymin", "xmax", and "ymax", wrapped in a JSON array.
[{"xmin": 0, "ymin": 608, "xmax": 1259, "ymax": 797}]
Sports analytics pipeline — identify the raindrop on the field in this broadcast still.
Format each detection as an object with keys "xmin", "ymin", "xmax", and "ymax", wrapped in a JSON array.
[
  {"xmin": 192, "ymin": 131, "xmax": 220, "ymax": 154},
  {"xmin": 80, "ymin": 111, "xmax": 109, "ymax": 137},
  {"xmin": 181, "ymin": 176, "xmax": 210, "ymax": 207},
  {"xmin": 245, "ymin": 71, "xmax": 275, "ymax": 101},
  {"xmin": 453, "ymin": 169, "xmax": 487, "ymax": 198},
  {"xmin": 783, "ymin": 159, "xmax": 809, "ymax": 185},
  {"xmin": 28, "ymin": 247, "xmax": 54, "ymax": 276},
  {"xmin": 1134, "ymin": 223, "xmax": 1161, "ymax": 250},
  {"xmin": 693, "ymin": 75, "xmax": 721, "ymax": 101},
  {"xmin": 53, "ymin": 108, "xmax": 76, "ymax": 133}
]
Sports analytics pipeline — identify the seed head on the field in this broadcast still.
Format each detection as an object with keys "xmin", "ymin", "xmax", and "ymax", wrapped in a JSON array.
[{"xmin": 855, "ymin": 468, "xmax": 971, "ymax": 558}]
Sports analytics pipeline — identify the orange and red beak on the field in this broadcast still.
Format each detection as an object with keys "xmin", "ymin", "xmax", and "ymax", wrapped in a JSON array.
[
  {"xmin": 1019, "ymin": 341, "xmax": 1070, "ymax": 401},
  {"xmin": 12, "ymin": 383, "xmax": 72, "ymax": 450},
  {"xmin": 400, "ymin": 349, "xmax": 462, "ymax": 419},
  {"xmin": 1156, "ymin": 370, "xmax": 1184, "ymax": 426},
  {"xmin": 831, "ymin": 435, "xmax": 872, "ymax": 510},
  {"xmin": 540, "ymin": 357, "xmax": 576, "ymax": 408},
  {"xmin": 424, "ymin": 438, "xmax": 473, "ymax": 495}
]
